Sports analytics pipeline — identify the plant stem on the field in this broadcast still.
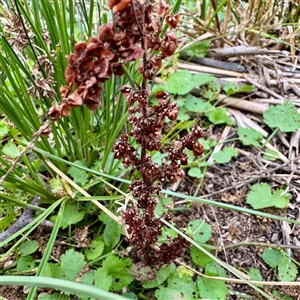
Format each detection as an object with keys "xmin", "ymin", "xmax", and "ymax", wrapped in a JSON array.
[{"xmin": 261, "ymin": 127, "xmax": 279, "ymax": 148}]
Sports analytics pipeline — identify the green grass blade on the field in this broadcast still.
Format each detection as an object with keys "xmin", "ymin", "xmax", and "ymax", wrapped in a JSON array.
[
  {"xmin": 0, "ymin": 276, "xmax": 127, "ymax": 300},
  {"xmin": 0, "ymin": 199, "xmax": 63, "ymax": 257},
  {"xmin": 27, "ymin": 198, "xmax": 67, "ymax": 299}
]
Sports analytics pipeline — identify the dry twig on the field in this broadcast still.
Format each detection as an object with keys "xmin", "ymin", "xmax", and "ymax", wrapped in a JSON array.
[{"xmin": 0, "ymin": 196, "xmax": 40, "ymax": 243}]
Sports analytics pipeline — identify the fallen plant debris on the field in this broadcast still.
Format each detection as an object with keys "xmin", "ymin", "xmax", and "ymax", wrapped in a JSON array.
[{"xmin": 0, "ymin": 196, "xmax": 40, "ymax": 243}]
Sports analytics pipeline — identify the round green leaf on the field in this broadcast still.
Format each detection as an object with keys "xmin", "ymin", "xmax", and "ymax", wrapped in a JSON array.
[
  {"xmin": 85, "ymin": 236, "xmax": 105, "ymax": 260},
  {"xmin": 263, "ymin": 101, "xmax": 300, "ymax": 132},
  {"xmin": 187, "ymin": 219, "xmax": 212, "ymax": 243},
  {"xmin": 237, "ymin": 127, "xmax": 263, "ymax": 147},
  {"xmin": 165, "ymin": 70, "xmax": 214, "ymax": 95}
]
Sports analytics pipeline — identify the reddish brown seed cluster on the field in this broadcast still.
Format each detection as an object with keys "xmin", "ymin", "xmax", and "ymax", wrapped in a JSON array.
[
  {"xmin": 123, "ymin": 207, "xmax": 189, "ymax": 268},
  {"xmin": 55, "ymin": 0, "xmax": 204, "ymax": 269},
  {"xmin": 49, "ymin": 0, "xmax": 179, "ymax": 119},
  {"xmin": 112, "ymin": 1, "xmax": 204, "ymax": 268}
]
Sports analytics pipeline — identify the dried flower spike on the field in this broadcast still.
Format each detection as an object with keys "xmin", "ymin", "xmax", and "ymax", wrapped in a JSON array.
[
  {"xmin": 55, "ymin": 0, "xmax": 204, "ymax": 269},
  {"xmin": 112, "ymin": 0, "xmax": 204, "ymax": 268}
]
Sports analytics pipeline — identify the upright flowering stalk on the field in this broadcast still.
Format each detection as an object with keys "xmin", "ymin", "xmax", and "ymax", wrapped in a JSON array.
[
  {"xmin": 112, "ymin": 0, "xmax": 204, "ymax": 268},
  {"xmin": 54, "ymin": 0, "xmax": 204, "ymax": 268}
]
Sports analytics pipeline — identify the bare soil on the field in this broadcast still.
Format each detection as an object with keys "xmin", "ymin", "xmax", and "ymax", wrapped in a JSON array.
[{"xmin": 173, "ymin": 128, "xmax": 300, "ymax": 299}]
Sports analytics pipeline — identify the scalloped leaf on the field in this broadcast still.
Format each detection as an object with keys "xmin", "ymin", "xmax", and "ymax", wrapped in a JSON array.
[
  {"xmin": 237, "ymin": 127, "xmax": 263, "ymax": 147},
  {"xmin": 263, "ymin": 101, "xmax": 300, "ymax": 132},
  {"xmin": 187, "ymin": 219, "xmax": 212, "ymax": 243},
  {"xmin": 165, "ymin": 70, "xmax": 215, "ymax": 95},
  {"xmin": 247, "ymin": 183, "xmax": 290, "ymax": 209},
  {"xmin": 128, "ymin": 262, "xmax": 157, "ymax": 281}
]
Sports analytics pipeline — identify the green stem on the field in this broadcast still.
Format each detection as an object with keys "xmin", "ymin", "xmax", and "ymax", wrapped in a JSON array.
[
  {"xmin": 0, "ymin": 276, "xmax": 127, "ymax": 300},
  {"xmin": 122, "ymin": 65, "xmax": 137, "ymax": 88},
  {"xmin": 261, "ymin": 128, "xmax": 279, "ymax": 148},
  {"xmin": 216, "ymin": 137, "xmax": 239, "ymax": 144},
  {"xmin": 0, "ymin": 193, "xmax": 44, "ymax": 212}
]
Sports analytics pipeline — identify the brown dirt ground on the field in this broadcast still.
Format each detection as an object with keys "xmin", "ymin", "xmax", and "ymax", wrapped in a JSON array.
[{"xmin": 172, "ymin": 127, "xmax": 300, "ymax": 299}]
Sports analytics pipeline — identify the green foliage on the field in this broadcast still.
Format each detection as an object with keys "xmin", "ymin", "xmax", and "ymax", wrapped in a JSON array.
[
  {"xmin": 184, "ymin": 41, "xmax": 210, "ymax": 58},
  {"xmin": 155, "ymin": 272, "xmax": 198, "ymax": 300},
  {"xmin": 102, "ymin": 254, "xmax": 134, "ymax": 292},
  {"xmin": 122, "ymin": 292, "xmax": 138, "ymax": 299},
  {"xmin": 154, "ymin": 197, "xmax": 173, "ymax": 216},
  {"xmin": 80, "ymin": 267, "xmax": 113, "ymax": 293},
  {"xmin": 201, "ymin": 80, "xmax": 221, "ymax": 101},
  {"xmin": 247, "ymin": 267, "xmax": 263, "ymax": 286},
  {"xmin": 223, "ymin": 82, "xmax": 254, "ymax": 96},
  {"xmin": 0, "ymin": 0, "xmax": 129, "ymax": 206},
  {"xmin": 85, "ymin": 236, "xmax": 105, "ymax": 261},
  {"xmin": 39, "ymin": 293, "xmax": 68, "ymax": 300},
  {"xmin": 51, "ymin": 202, "xmax": 85, "ymax": 229},
  {"xmin": 0, "ymin": 207, "xmax": 15, "ymax": 231},
  {"xmin": 164, "ymin": 70, "xmax": 215, "ymax": 95},
  {"xmin": 181, "ymin": 0, "xmax": 198, "ymax": 13},
  {"xmin": 184, "ymin": 94, "xmax": 212, "ymax": 112},
  {"xmin": 16, "ymin": 240, "xmax": 39, "ymax": 271},
  {"xmin": 263, "ymin": 149, "xmax": 279, "ymax": 161},
  {"xmin": 128, "ymin": 262, "xmax": 157, "ymax": 281},
  {"xmin": 262, "ymin": 248, "xmax": 284, "ymax": 268},
  {"xmin": 42, "ymin": 249, "xmax": 86, "ymax": 281},
  {"xmin": 157, "ymin": 71, "xmax": 233, "ymax": 126},
  {"xmin": 158, "ymin": 227, "xmax": 178, "ymax": 244},
  {"xmin": 98, "ymin": 212, "xmax": 123, "ymax": 249},
  {"xmin": 278, "ymin": 256, "xmax": 298, "ymax": 281},
  {"xmin": 197, "ymin": 277, "xmax": 228, "ymax": 300},
  {"xmin": 272, "ymin": 290, "xmax": 293, "ymax": 300},
  {"xmin": 213, "ymin": 147, "xmax": 238, "ymax": 164},
  {"xmin": 19, "ymin": 240, "xmax": 39, "ymax": 256},
  {"xmin": 190, "ymin": 243, "xmax": 229, "ymax": 299},
  {"xmin": 187, "ymin": 167, "xmax": 203, "ymax": 179},
  {"xmin": 237, "ymin": 127, "xmax": 263, "ymax": 147},
  {"xmin": 190, "ymin": 246, "xmax": 214, "ymax": 268},
  {"xmin": 176, "ymin": 265, "xmax": 194, "ymax": 277},
  {"xmin": 1, "ymin": 1, "xmax": 298, "ymax": 300},
  {"xmin": 206, "ymin": 107, "xmax": 234, "ymax": 125},
  {"xmin": 142, "ymin": 264, "xmax": 176, "ymax": 289},
  {"xmin": 263, "ymin": 101, "xmax": 300, "ymax": 132},
  {"xmin": 2, "ymin": 141, "xmax": 19, "ymax": 158},
  {"xmin": 187, "ymin": 219, "xmax": 212, "ymax": 243},
  {"xmin": 0, "ymin": 275, "xmax": 127, "ymax": 300},
  {"xmin": 67, "ymin": 161, "xmax": 89, "ymax": 185},
  {"xmin": 103, "ymin": 218, "xmax": 122, "ymax": 249},
  {"xmin": 0, "ymin": 120, "xmax": 8, "ymax": 138},
  {"xmin": 16, "ymin": 255, "xmax": 35, "ymax": 272},
  {"xmin": 93, "ymin": 267, "xmax": 113, "ymax": 291},
  {"xmin": 246, "ymin": 183, "xmax": 290, "ymax": 209},
  {"xmin": 205, "ymin": 262, "xmax": 227, "ymax": 277},
  {"xmin": 49, "ymin": 177, "xmax": 64, "ymax": 193},
  {"xmin": 262, "ymin": 249, "xmax": 298, "ymax": 282}
]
